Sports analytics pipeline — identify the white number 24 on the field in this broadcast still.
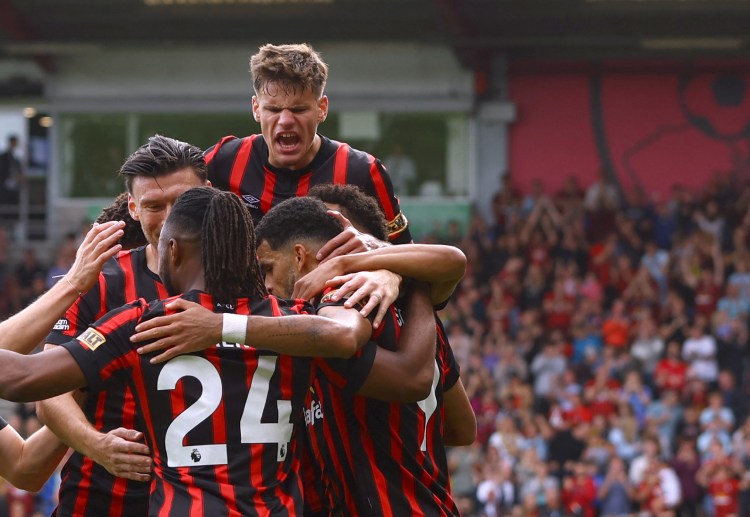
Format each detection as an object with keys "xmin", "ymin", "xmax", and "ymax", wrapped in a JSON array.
[{"xmin": 158, "ymin": 354, "xmax": 293, "ymax": 467}]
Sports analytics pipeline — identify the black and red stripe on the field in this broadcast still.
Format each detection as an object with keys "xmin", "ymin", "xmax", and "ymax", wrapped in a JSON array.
[
  {"xmin": 303, "ymin": 309, "xmax": 461, "ymax": 516},
  {"xmin": 46, "ymin": 246, "xmax": 160, "ymax": 517},
  {"xmin": 204, "ymin": 134, "xmax": 411, "ymax": 244},
  {"xmin": 63, "ymin": 291, "xmax": 318, "ymax": 516}
]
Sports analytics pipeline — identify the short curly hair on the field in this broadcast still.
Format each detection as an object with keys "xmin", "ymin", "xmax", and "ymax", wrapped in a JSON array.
[
  {"xmin": 255, "ymin": 196, "xmax": 343, "ymax": 251},
  {"xmin": 307, "ymin": 184, "xmax": 388, "ymax": 241}
]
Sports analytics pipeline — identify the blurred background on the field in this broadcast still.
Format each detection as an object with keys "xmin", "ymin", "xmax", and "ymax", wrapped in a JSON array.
[{"xmin": 3, "ymin": 1, "xmax": 750, "ymax": 516}]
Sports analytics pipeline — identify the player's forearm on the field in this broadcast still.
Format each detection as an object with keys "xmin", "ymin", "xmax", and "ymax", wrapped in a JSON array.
[
  {"xmin": 37, "ymin": 392, "xmax": 103, "ymax": 458},
  {"xmin": 443, "ymin": 379, "xmax": 477, "ymax": 446},
  {"xmin": 0, "ymin": 348, "xmax": 85, "ymax": 402},
  {"xmin": 0, "ymin": 279, "xmax": 80, "ymax": 354},
  {"xmin": 357, "ymin": 285, "xmax": 436, "ymax": 402},
  {"xmin": 336, "ymin": 244, "xmax": 466, "ymax": 304},
  {"xmin": 243, "ymin": 313, "xmax": 370, "ymax": 358},
  {"xmin": 10, "ymin": 426, "xmax": 69, "ymax": 491}
]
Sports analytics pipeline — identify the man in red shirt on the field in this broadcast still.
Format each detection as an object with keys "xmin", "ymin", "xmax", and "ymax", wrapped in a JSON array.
[{"xmin": 654, "ymin": 340, "xmax": 688, "ymax": 393}]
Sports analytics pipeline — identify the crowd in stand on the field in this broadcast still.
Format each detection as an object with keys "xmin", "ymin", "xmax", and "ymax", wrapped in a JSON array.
[
  {"xmin": 1, "ymin": 170, "xmax": 750, "ymax": 516},
  {"xmin": 435, "ymin": 171, "xmax": 750, "ymax": 517},
  {"xmin": 0, "ymin": 228, "xmax": 75, "ymax": 517}
]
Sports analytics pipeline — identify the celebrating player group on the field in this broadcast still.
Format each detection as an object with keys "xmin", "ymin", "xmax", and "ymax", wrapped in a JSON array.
[{"xmin": 0, "ymin": 43, "xmax": 476, "ymax": 517}]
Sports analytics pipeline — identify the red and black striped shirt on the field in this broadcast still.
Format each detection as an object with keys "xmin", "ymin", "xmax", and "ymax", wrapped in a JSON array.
[
  {"xmin": 303, "ymin": 305, "xmax": 461, "ymax": 517},
  {"xmin": 205, "ymin": 134, "xmax": 411, "ymax": 244},
  {"xmin": 63, "ymin": 290, "xmax": 321, "ymax": 517},
  {"xmin": 46, "ymin": 246, "xmax": 163, "ymax": 517}
]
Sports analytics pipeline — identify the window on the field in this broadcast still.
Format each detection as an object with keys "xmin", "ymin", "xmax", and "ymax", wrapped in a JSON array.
[{"xmin": 57, "ymin": 111, "xmax": 469, "ymax": 199}]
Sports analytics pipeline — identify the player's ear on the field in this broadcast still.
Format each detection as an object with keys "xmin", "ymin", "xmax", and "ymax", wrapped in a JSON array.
[
  {"xmin": 317, "ymin": 95, "xmax": 328, "ymax": 123},
  {"xmin": 128, "ymin": 194, "xmax": 139, "ymax": 221},
  {"xmin": 168, "ymin": 237, "xmax": 180, "ymax": 267},
  {"xmin": 252, "ymin": 96, "xmax": 260, "ymax": 123},
  {"xmin": 293, "ymin": 243, "xmax": 313, "ymax": 274}
]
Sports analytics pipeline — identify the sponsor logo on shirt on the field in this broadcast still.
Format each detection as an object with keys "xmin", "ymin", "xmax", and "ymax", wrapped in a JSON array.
[
  {"xmin": 53, "ymin": 318, "xmax": 70, "ymax": 331},
  {"xmin": 305, "ymin": 398, "xmax": 323, "ymax": 426},
  {"xmin": 77, "ymin": 327, "xmax": 106, "ymax": 351},
  {"xmin": 242, "ymin": 194, "xmax": 260, "ymax": 209}
]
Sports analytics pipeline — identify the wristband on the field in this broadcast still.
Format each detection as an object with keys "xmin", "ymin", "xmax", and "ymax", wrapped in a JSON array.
[
  {"xmin": 222, "ymin": 313, "xmax": 247, "ymax": 344},
  {"xmin": 64, "ymin": 276, "xmax": 84, "ymax": 298}
]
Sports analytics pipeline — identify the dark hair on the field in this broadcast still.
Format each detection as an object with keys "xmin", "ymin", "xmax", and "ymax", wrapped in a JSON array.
[
  {"xmin": 250, "ymin": 43, "xmax": 328, "ymax": 97},
  {"xmin": 168, "ymin": 187, "xmax": 266, "ymax": 300},
  {"xmin": 95, "ymin": 192, "xmax": 147, "ymax": 249},
  {"xmin": 255, "ymin": 196, "xmax": 343, "ymax": 251},
  {"xmin": 307, "ymin": 183, "xmax": 388, "ymax": 241},
  {"xmin": 119, "ymin": 135, "xmax": 207, "ymax": 194}
]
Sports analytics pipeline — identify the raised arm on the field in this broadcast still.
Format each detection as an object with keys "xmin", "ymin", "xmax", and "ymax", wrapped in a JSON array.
[
  {"xmin": 0, "ymin": 221, "xmax": 124, "ymax": 354},
  {"xmin": 34, "ymin": 221, "xmax": 151, "ymax": 482}
]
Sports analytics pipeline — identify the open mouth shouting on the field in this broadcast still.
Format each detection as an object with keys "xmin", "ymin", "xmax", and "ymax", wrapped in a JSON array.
[{"xmin": 276, "ymin": 132, "xmax": 301, "ymax": 153}]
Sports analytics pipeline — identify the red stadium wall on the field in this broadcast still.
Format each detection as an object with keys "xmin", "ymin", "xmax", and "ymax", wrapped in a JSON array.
[{"xmin": 508, "ymin": 61, "xmax": 750, "ymax": 199}]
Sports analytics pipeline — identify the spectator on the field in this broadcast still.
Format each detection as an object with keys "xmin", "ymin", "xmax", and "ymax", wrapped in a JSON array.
[
  {"xmin": 11, "ymin": 248, "xmax": 46, "ymax": 311},
  {"xmin": 699, "ymin": 390, "xmax": 735, "ymax": 433},
  {"xmin": 519, "ymin": 459, "xmax": 559, "ymax": 509},
  {"xmin": 601, "ymin": 298, "xmax": 631, "ymax": 350},
  {"xmin": 727, "ymin": 256, "xmax": 750, "ymax": 304},
  {"xmin": 619, "ymin": 370, "xmax": 652, "ymax": 428},
  {"xmin": 654, "ymin": 340, "xmax": 688, "ymax": 394},
  {"xmin": 682, "ymin": 320, "xmax": 719, "ymax": 384},
  {"xmin": 561, "ymin": 461, "xmax": 597, "ymax": 517},
  {"xmin": 641, "ymin": 239, "xmax": 670, "ymax": 301},
  {"xmin": 598, "ymin": 456, "xmax": 634, "ymax": 517},
  {"xmin": 530, "ymin": 341, "xmax": 567, "ymax": 409},
  {"xmin": 671, "ymin": 439, "xmax": 703, "ymax": 517},
  {"xmin": 630, "ymin": 313, "xmax": 665, "ymax": 381},
  {"xmin": 702, "ymin": 463, "xmax": 739, "ymax": 517},
  {"xmin": 645, "ymin": 389, "xmax": 682, "ymax": 455}
]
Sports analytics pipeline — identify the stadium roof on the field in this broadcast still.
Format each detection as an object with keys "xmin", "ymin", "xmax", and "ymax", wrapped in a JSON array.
[{"xmin": 3, "ymin": 0, "xmax": 750, "ymax": 73}]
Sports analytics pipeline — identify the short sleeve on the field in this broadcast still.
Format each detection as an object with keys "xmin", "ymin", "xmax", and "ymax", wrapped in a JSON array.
[
  {"xmin": 438, "ymin": 320, "xmax": 460, "ymax": 391},
  {"xmin": 45, "ymin": 277, "xmax": 107, "ymax": 345},
  {"xmin": 315, "ymin": 341, "xmax": 377, "ymax": 395},
  {"xmin": 62, "ymin": 300, "xmax": 146, "ymax": 390}
]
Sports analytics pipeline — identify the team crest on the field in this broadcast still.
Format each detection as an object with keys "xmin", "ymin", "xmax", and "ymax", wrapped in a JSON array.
[
  {"xmin": 77, "ymin": 328, "xmax": 106, "ymax": 351},
  {"xmin": 242, "ymin": 194, "xmax": 260, "ymax": 209}
]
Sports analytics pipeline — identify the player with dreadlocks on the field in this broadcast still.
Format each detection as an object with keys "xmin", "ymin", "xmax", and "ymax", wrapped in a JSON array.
[{"xmin": 0, "ymin": 186, "xmax": 372, "ymax": 516}]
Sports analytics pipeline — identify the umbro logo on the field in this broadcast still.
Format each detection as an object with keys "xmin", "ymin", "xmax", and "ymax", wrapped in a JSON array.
[{"xmin": 242, "ymin": 194, "xmax": 260, "ymax": 208}]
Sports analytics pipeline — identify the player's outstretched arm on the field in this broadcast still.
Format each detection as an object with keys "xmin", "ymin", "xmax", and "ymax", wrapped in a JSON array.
[
  {"xmin": 356, "ymin": 282, "xmax": 436, "ymax": 402},
  {"xmin": 131, "ymin": 298, "xmax": 373, "ymax": 363},
  {"xmin": 0, "ymin": 422, "xmax": 69, "ymax": 491},
  {"xmin": 442, "ymin": 378, "xmax": 476, "ymax": 446},
  {"xmin": 0, "ymin": 221, "xmax": 124, "ymax": 354},
  {"xmin": 0, "ymin": 346, "xmax": 86, "ymax": 402},
  {"xmin": 294, "ymin": 242, "xmax": 466, "ymax": 308}
]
